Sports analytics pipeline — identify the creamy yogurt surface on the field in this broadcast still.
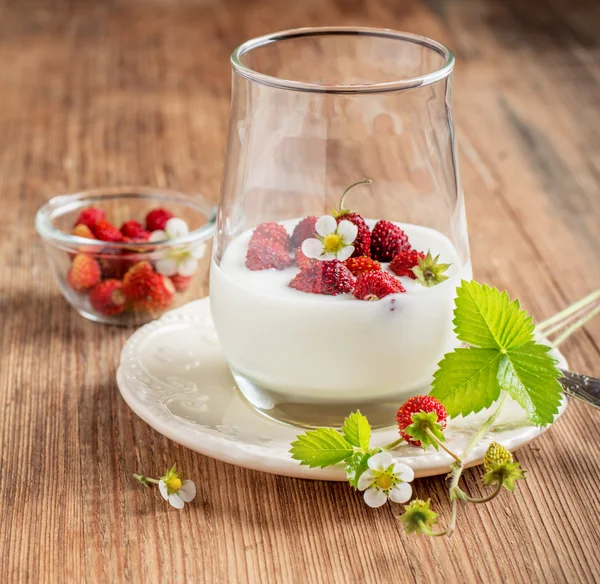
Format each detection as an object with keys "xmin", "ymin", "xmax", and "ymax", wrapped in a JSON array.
[{"xmin": 210, "ymin": 219, "xmax": 472, "ymax": 403}]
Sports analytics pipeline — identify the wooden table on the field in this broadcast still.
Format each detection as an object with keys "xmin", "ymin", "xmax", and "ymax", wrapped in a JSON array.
[{"xmin": 1, "ymin": 0, "xmax": 599, "ymax": 582}]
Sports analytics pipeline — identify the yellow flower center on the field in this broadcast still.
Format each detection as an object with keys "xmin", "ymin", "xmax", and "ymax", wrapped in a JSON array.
[
  {"xmin": 375, "ymin": 473, "xmax": 394, "ymax": 490},
  {"xmin": 166, "ymin": 476, "xmax": 182, "ymax": 492},
  {"xmin": 323, "ymin": 234, "xmax": 343, "ymax": 253}
]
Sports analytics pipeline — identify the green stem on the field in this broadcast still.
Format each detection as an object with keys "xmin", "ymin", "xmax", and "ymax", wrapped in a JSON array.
[
  {"xmin": 382, "ymin": 437, "xmax": 404, "ymax": 451},
  {"xmin": 463, "ymin": 481, "xmax": 503, "ymax": 504},
  {"xmin": 424, "ymin": 428, "xmax": 461, "ymax": 465},
  {"xmin": 462, "ymin": 392, "xmax": 509, "ymax": 460},
  {"xmin": 537, "ymin": 289, "xmax": 600, "ymax": 334},
  {"xmin": 444, "ymin": 393, "xmax": 509, "ymax": 537},
  {"xmin": 133, "ymin": 473, "xmax": 160, "ymax": 485},
  {"xmin": 338, "ymin": 178, "xmax": 372, "ymax": 211},
  {"xmin": 418, "ymin": 521, "xmax": 448, "ymax": 537},
  {"xmin": 551, "ymin": 304, "xmax": 600, "ymax": 348}
]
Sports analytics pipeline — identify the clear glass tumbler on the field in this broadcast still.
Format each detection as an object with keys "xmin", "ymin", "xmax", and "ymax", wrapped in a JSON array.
[{"xmin": 211, "ymin": 27, "xmax": 472, "ymax": 428}]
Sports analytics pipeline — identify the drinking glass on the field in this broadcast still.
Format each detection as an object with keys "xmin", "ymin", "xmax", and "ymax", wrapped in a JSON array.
[{"xmin": 211, "ymin": 27, "xmax": 472, "ymax": 428}]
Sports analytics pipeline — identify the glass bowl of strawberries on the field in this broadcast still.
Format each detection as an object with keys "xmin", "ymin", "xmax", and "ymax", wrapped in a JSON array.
[{"xmin": 36, "ymin": 186, "xmax": 216, "ymax": 325}]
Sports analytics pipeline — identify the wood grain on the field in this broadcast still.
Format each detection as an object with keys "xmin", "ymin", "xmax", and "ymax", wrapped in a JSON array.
[{"xmin": 1, "ymin": 0, "xmax": 599, "ymax": 582}]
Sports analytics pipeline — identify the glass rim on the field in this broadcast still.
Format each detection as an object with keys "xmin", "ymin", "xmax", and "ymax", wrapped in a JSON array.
[
  {"xmin": 231, "ymin": 26, "xmax": 455, "ymax": 94},
  {"xmin": 35, "ymin": 186, "xmax": 217, "ymax": 252}
]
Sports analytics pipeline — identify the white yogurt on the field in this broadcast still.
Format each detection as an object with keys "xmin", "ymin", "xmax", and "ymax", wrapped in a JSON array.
[{"xmin": 210, "ymin": 220, "xmax": 472, "ymax": 404}]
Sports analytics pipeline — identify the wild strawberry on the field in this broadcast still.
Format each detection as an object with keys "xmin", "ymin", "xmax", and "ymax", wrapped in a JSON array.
[
  {"xmin": 250, "ymin": 222, "xmax": 290, "ymax": 250},
  {"xmin": 89, "ymin": 279, "xmax": 126, "ymax": 315},
  {"xmin": 170, "ymin": 274, "xmax": 193, "ymax": 292},
  {"xmin": 289, "ymin": 260, "xmax": 355, "ymax": 296},
  {"xmin": 353, "ymin": 271, "xmax": 405, "ymax": 300},
  {"xmin": 73, "ymin": 207, "xmax": 105, "ymax": 229},
  {"xmin": 290, "ymin": 216, "xmax": 318, "ymax": 249},
  {"xmin": 396, "ymin": 395, "xmax": 447, "ymax": 446},
  {"xmin": 344, "ymin": 256, "xmax": 381, "ymax": 277},
  {"xmin": 91, "ymin": 219, "xmax": 124, "ymax": 242},
  {"xmin": 246, "ymin": 242, "xmax": 292, "ymax": 270},
  {"xmin": 121, "ymin": 220, "xmax": 151, "ymax": 241},
  {"xmin": 72, "ymin": 224, "xmax": 95, "ymax": 239},
  {"xmin": 145, "ymin": 208, "xmax": 175, "ymax": 232},
  {"xmin": 123, "ymin": 261, "xmax": 175, "ymax": 312},
  {"xmin": 295, "ymin": 247, "xmax": 316, "ymax": 270},
  {"xmin": 370, "ymin": 220, "xmax": 411, "ymax": 262},
  {"xmin": 390, "ymin": 249, "xmax": 426, "ymax": 278},
  {"xmin": 67, "ymin": 254, "xmax": 101, "ymax": 292},
  {"xmin": 332, "ymin": 179, "xmax": 372, "ymax": 257}
]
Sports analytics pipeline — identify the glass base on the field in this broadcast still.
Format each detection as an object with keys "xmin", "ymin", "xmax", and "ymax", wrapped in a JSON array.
[{"xmin": 231, "ymin": 368, "xmax": 410, "ymax": 430}]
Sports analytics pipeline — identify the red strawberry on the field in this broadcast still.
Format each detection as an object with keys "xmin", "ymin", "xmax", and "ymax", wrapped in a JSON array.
[
  {"xmin": 370, "ymin": 220, "xmax": 411, "ymax": 262},
  {"xmin": 170, "ymin": 274, "xmax": 193, "ymax": 292},
  {"xmin": 396, "ymin": 395, "xmax": 448, "ymax": 446},
  {"xmin": 344, "ymin": 256, "xmax": 381, "ymax": 277},
  {"xmin": 290, "ymin": 216, "xmax": 318, "ymax": 249},
  {"xmin": 123, "ymin": 261, "xmax": 175, "ymax": 312},
  {"xmin": 73, "ymin": 207, "xmax": 105, "ymax": 229},
  {"xmin": 353, "ymin": 271, "xmax": 405, "ymax": 300},
  {"xmin": 250, "ymin": 222, "xmax": 290, "ymax": 250},
  {"xmin": 246, "ymin": 242, "xmax": 292, "ymax": 270},
  {"xmin": 331, "ymin": 179, "xmax": 373, "ymax": 258},
  {"xmin": 121, "ymin": 220, "xmax": 151, "ymax": 241},
  {"xmin": 67, "ymin": 254, "xmax": 101, "ymax": 292},
  {"xmin": 289, "ymin": 260, "xmax": 355, "ymax": 296},
  {"xmin": 390, "ymin": 249, "xmax": 426, "ymax": 278},
  {"xmin": 89, "ymin": 279, "xmax": 126, "ymax": 315},
  {"xmin": 145, "ymin": 208, "xmax": 175, "ymax": 232},
  {"xmin": 295, "ymin": 247, "xmax": 316, "ymax": 270},
  {"xmin": 91, "ymin": 219, "xmax": 124, "ymax": 242},
  {"xmin": 72, "ymin": 224, "xmax": 95, "ymax": 239}
]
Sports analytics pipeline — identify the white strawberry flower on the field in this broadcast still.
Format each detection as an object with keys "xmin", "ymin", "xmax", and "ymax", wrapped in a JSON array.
[
  {"xmin": 133, "ymin": 464, "xmax": 197, "ymax": 510},
  {"xmin": 302, "ymin": 215, "xmax": 357, "ymax": 261},
  {"xmin": 357, "ymin": 452, "xmax": 414, "ymax": 508},
  {"xmin": 149, "ymin": 217, "xmax": 205, "ymax": 277}
]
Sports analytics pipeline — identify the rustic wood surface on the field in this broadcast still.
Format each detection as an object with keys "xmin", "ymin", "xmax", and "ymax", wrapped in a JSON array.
[{"xmin": 1, "ymin": 0, "xmax": 599, "ymax": 582}]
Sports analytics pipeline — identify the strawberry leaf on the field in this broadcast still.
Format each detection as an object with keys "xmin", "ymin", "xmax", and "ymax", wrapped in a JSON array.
[
  {"xmin": 432, "ymin": 281, "xmax": 562, "ymax": 426},
  {"xmin": 431, "ymin": 348, "xmax": 502, "ymax": 418},
  {"xmin": 498, "ymin": 342, "xmax": 562, "ymax": 426},
  {"xmin": 290, "ymin": 428, "xmax": 354, "ymax": 468},
  {"xmin": 341, "ymin": 411, "xmax": 371, "ymax": 450},
  {"xmin": 454, "ymin": 281, "xmax": 535, "ymax": 349},
  {"xmin": 345, "ymin": 452, "xmax": 373, "ymax": 489}
]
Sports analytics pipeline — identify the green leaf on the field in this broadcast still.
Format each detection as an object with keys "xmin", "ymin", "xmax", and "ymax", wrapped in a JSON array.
[
  {"xmin": 430, "ymin": 348, "xmax": 502, "ymax": 418},
  {"xmin": 345, "ymin": 452, "xmax": 373, "ymax": 488},
  {"xmin": 290, "ymin": 428, "xmax": 354, "ymax": 468},
  {"xmin": 341, "ymin": 411, "xmax": 371, "ymax": 450},
  {"xmin": 454, "ymin": 281, "xmax": 534, "ymax": 350},
  {"xmin": 498, "ymin": 342, "xmax": 562, "ymax": 426}
]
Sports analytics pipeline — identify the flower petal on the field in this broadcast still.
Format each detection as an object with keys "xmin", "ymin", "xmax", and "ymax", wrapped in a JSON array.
[
  {"xmin": 336, "ymin": 246, "xmax": 354, "ymax": 261},
  {"xmin": 364, "ymin": 487, "xmax": 387, "ymax": 508},
  {"xmin": 178, "ymin": 480, "xmax": 196, "ymax": 502},
  {"xmin": 392, "ymin": 462, "xmax": 415, "ymax": 483},
  {"xmin": 149, "ymin": 230, "xmax": 167, "ymax": 243},
  {"xmin": 368, "ymin": 452, "xmax": 393, "ymax": 471},
  {"xmin": 319, "ymin": 252, "xmax": 336, "ymax": 261},
  {"xmin": 191, "ymin": 243, "xmax": 206, "ymax": 259},
  {"xmin": 168, "ymin": 493, "xmax": 185, "ymax": 509},
  {"xmin": 315, "ymin": 215, "xmax": 337, "ymax": 237},
  {"xmin": 165, "ymin": 218, "xmax": 189, "ymax": 238},
  {"xmin": 156, "ymin": 258, "xmax": 178, "ymax": 276},
  {"xmin": 158, "ymin": 480, "xmax": 169, "ymax": 501},
  {"xmin": 357, "ymin": 469, "xmax": 376, "ymax": 491},
  {"xmin": 302, "ymin": 238, "xmax": 324, "ymax": 259},
  {"xmin": 337, "ymin": 220, "xmax": 358, "ymax": 244},
  {"xmin": 178, "ymin": 258, "xmax": 198, "ymax": 277},
  {"xmin": 389, "ymin": 482, "xmax": 412, "ymax": 504}
]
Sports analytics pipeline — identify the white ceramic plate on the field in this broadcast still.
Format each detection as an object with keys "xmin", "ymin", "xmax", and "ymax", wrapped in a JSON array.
[{"xmin": 117, "ymin": 298, "xmax": 568, "ymax": 480}]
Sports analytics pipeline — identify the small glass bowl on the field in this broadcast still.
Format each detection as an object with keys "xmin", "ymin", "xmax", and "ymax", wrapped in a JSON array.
[{"xmin": 36, "ymin": 186, "xmax": 216, "ymax": 325}]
